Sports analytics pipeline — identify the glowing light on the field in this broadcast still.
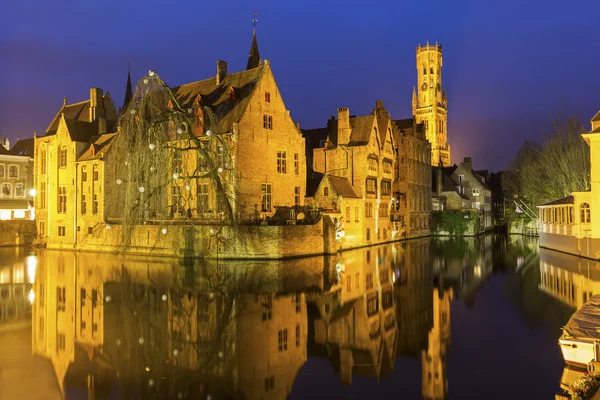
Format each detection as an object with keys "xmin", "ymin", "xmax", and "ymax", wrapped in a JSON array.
[
  {"xmin": 218, "ymin": 351, "xmax": 223, "ymax": 359},
  {"xmin": 106, "ymin": 296, "xmax": 112, "ymax": 303},
  {"xmin": 148, "ymin": 379, "xmax": 155, "ymax": 387},
  {"xmin": 173, "ymin": 349, "xmax": 179, "ymax": 357},
  {"xmin": 145, "ymin": 367, "xmax": 151, "ymax": 372},
  {"xmin": 143, "ymin": 78, "xmax": 148, "ymax": 84},
  {"xmin": 28, "ymin": 288, "xmax": 35, "ymax": 304},
  {"xmin": 161, "ymin": 228, "xmax": 167, "ymax": 235},
  {"xmin": 106, "ymin": 224, "xmax": 112, "ymax": 230},
  {"xmin": 177, "ymin": 127, "xmax": 183, "ymax": 135},
  {"xmin": 161, "ymin": 294, "xmax": 167, "ymax": 302},
  {"xmin": 139, "ymin": 186, "xmax": 145, "ymax": 193},
  {"xmin": 474, "ymin": 265, "xmax": 482, "ymax": 278},
  {"xmin": 116, "ymin": 339, "xmax": 122, "ymax": 346},
  {"xmin": 217, "ymin": 167, "xmax": 223, "ymax": 173},
  {"xmin": 139, "ymin": 337, "xmax": 145, "ymax": 345},
  {"xmin": 185, "ymin": 185, "xmax": 191, "ymax": 191},
  {"xmin": 185, "ymin": 334, "xmax": 190, "ymax": 342},
  {"xmin": 26, "ymin": 255, "xmax": 37, "ymax": 284},
  {"xmin": 209, "ymin": 228, "xmax": 215, "ymax": 234},
  {"xmin": 148, "ymin": 70, "xmax": 155, "ymax": 76},
  {"xmin": 149, "ymin": 143, "xmax": 156, "ymax": 150},
  {"xmin": 116, "ymin": 179, "xmax": 122, "ymax": 185},
  {"xmin": 130, "ymin": 109, "xmax": 136, "ymax": 115},
  {"xmin": 172, "ymin": 173, "xmax": 179, "ymax": 179},
  {"xmin": 206, "ymin": 129, "xmax": 212, "ymax": 136},
  {"xmin": 29, "ymin": 189, "xmax": 37, "ymax": 197}
]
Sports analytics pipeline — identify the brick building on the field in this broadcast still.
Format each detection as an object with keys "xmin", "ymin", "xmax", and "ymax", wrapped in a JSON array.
[{"xmin": 0, "ymin": 138, "xmax": 35, "ymax": 220}]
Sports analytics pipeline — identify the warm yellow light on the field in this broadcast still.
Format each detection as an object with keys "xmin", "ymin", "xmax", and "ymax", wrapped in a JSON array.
[
  {"xmin": 28, "ymin": 288, "xmax": 35, "ymax": 304},
  {"xmin": 26, "ymin": 255, "xmax": 37, "ymax": 284},
  {"xmin": 29, "ymin": 189, "xmax": 37, "ymax": 197}
]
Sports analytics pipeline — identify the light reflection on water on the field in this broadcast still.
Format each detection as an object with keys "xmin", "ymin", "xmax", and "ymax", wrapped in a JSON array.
[{"xmin": 3, "ymin": 234, "xmax": 586, "ymax": 398}]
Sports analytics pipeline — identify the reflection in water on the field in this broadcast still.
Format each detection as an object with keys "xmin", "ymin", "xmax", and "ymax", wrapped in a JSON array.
[
  {"xmin": 0, "ymin": 247, "xmax": 33, "ymax": 325},
  {"xmin": 30, "ymin": 234, "xmax": 554, "ymax": 399}
]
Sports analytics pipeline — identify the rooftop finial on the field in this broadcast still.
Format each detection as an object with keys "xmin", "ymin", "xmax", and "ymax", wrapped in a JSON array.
[
  {"xmin": 123, "ymin": 60, "xmax": 133, "ymax": 112},
  {"xmin": 246, "ymin": 12, "xmax": 261, "ymax": 70},
  {"xmin": 253, "ymin": 11, "xmax": 258, "ymax": 30},
  {"xmin": 63, "ymin": 96, "xmax": 67, "ymax": 106}
]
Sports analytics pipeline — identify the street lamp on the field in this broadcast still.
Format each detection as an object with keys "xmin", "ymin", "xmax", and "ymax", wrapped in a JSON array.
[{"xmin": 29, "ymin": 188, "xmax": 37, "ymax": 197}]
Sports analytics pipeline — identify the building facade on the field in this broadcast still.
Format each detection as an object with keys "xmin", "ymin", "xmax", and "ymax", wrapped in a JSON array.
[
  {"xmin": 412, "ymin": 43, "xmax": 450, "ymax": 167},
  {"xmin": 0, "ymin": 138, "xmax": 35, "ymax": 220}
]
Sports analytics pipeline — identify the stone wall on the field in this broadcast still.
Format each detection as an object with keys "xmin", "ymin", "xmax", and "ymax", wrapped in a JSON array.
[{"xmin": 0, "ymin": 220, "xmax": 36, "ymax": 246}]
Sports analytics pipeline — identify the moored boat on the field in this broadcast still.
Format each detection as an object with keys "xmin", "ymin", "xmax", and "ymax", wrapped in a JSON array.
[{"xmin": 560, "ymin": 295, "xmax": 600, "ymax": 369}]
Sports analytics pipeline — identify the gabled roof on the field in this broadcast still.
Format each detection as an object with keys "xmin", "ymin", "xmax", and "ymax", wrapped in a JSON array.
[
  {"xmin": 46, "ymin": 100, "xmax": 91, "ymax": 135},
  {"xmin": 591, "ymin": 111, "xmax": 600, "ymax": 123},
  {"xmin": 538, "ymin": 195, "xmax": 574, "ymax": 207},
  {"xmin": 246, "ymin": 28, "xmax": 261, "ymax": 70},
  {"xmin": 171, "ymin": 66, "xmax": 265, "ymax": 134},
  {"xmin": 327, "ymin": 175, "xmax": 360, "ymax": 198},
  {"xmin": 64, "ymin": 118, "xmax": 100, "ymax": 143},
  {"xmin": 9, "ymin": 138, "xmax": 34, "ymax": 157},
  {"xmin": 348, "ymin": 115, "xmax": 375, "ymax": 146},
  {"xmin": 306, "ymin": 171, "xmax": 324, "ymax": 197},
  {"xmin": 78, "ymin": 133, "xmax": 117, "ymax": 162}
]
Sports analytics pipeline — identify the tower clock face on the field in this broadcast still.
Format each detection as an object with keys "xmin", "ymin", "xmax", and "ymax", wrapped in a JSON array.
[{"xmin": 421, "ymin": 82, "xmax": 428, "ymax": 91}]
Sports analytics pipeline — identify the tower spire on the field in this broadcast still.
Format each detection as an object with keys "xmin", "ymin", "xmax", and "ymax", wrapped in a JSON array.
[
  {"xmin": 123, "ymin": 60, "xmax": 133, "ymax": 111},
  {"xmin": 246, "ymin": 12, "xmax": 261, "ymax": 70}
]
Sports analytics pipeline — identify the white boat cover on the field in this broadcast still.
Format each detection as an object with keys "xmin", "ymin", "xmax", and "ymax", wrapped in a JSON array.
[{"xmin": 564, "ymin": 295, "xmax": 600, "ymax": 339}]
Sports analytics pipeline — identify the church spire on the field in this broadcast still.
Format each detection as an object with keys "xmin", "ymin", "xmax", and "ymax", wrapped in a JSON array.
[
  {"xmin": 123, "ymin": 60, "xmax": 133, "ymax": 111},
  {"xmin": 246, "ymin": 12, "xmax": 261, "ymax": 70}
]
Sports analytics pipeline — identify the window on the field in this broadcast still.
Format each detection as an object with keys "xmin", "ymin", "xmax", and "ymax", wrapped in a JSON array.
[
  {"xmin": 278, "ymin": 329, "xmax": 288, "ymax": 351},
  {"xmin": 347, "ymin": 275, "xmax": 352, "ymax": 292},
  {"xmin": 366, "ymin": 228, "xmax": 371, "ymax": 241},
  {"xmin": 81, "ymin": 166, "xmax": 87, "ymax": 182},
  {"xmin": 379, "ymin": 203, "xmax": 389, "ymax": 217},
  {"xmin": 8, "ymin": 166, "xmax": 18, "ymax": 178},
  {"xmin": 264, "ymin": 376, "xmax": 275, "ymax": 391},
  {"xmin": 367, "ymin": 293, "xmax": 379, "ymax": 316},
  {"xmin": 294, "ymin": 153, "xmax": 299, "ymax": 174},
  {"xmin": 294, "ymin": 186, "xmax": 300, "ymax": 206},
  {"xmin": 261, "ymin": 294, "xmax": 272, "ymax": 321},
  {"xmin": 197, "ymin": 153, "xmax": 209, "ymax": 173},
  {"xmin": 263, "ymin": 114, "xmax": 273, "ymax": 130},
  {"xmin": 366, "ymin": 178, "xmax": 377, "ymax": 194},
  {"xmin": 381, "ymin": 181, "xmax": 391, "ymax": 196},
  {"xmin": 423, "ymin": 67, "xmax": 427, "ymax": 75},
  {"xmin": 346, "ymin": 207, "xmax": 351, "ymax": 223},
  {"xmin": 93, "ymin": 165, "xmax": 99, "ymax": 181},
  {"xmin": 366, "ymin": 273, "xmax": 374, "ymax": 290},
  {"xmin": 58, "ymin": 186, "xmax": 66, "ymax": 213},
  {"xmin": 277, "ymin": 151, "xmax": 286, "ymax": 173},
  {"xmin": 56, "ymin": 333, "xmax": 66, "ymax": 352},
  {"xmin": 261, "ymin": 184, "xmax": 272, "ymax": 212},
  {"xmin": 59, "ymin": 146, "xmax": 67, "ymax": 168},
  {"xmin": 56, "ymin": 286, "xmax": 66, "ymax": 311},
  {"xmin": 92, "ymin": 194, "xmax": 98, "ymax": 215},
  {"xmin": 365, "ymin": 202, "xmax": 373, "ymax": 218},
  {"xmin": 197, "ymin": 183, "xmax": 209, "ymax": 213},
  {"xmin": 1, "ymin": 184, "xmax": 10, "ymax": 197},
  {"xmin": 458, "ymin": 174, "xmax": 464, "ymax": 182},
  {"xmin": 172, "ymin": 185, "xmax": 183, "ymax": 214},
  {"xmin": 472, "ymin": 188, "xmax": 480, "ymax": 197},
  {"xmin": 355, "ymin": 207, "xmax": 359, "ymax": 222},
  {"xmin": 295, "ymin": 293, "xmax": 301, "ymax": 313},
  {"xmin": 39, "ymin": 221, "xmax": 45, "ymax": 236},
  {"xmin": 324, "ymin": 187, "xmax": 329, "ymax": 196},
  {"xmin": 0, "ymin": 165, "xmax": 4, "ymax": 178},
  {"xmin": 368, "ymin": 157, "xmax": 378, "ymax": 171},
  {"xmin": 172, "ymin": 149, "xmax": 183, "ymax": 174},
  {"xmin": 39, "ymin": 183, "xmax": 46, "ymax": 208},
  {"xmin": 265, "ymin": 92, "xmax": 271, "ymax": 103},
  {"xmin": 217, "ymin": 148, "xmax": 228, "ymax": 170},
  {"xmin": 15, "ymin": 184, "xmax": 24, "ymax": 197},
  {"xmin": 58, "ymin": 226, "xmax": 66, "ymax": 236},
  {"xmin": 296, "ymin": 324, "xmax": 300, "ymax": 347},
  {"xmin": 40, "ymin": 149, "xmax": 47, "ymax": 174},
  {"xmin": 581, "ymin": 203, "xmax": 591, "ymax": 223},
  {"xmin": 383, "ymin": 160, "xmax": 392, "ymax": 174},
  {"xmin": 81, "ymin": 194, "xmax": 87, "ymax": 215}
]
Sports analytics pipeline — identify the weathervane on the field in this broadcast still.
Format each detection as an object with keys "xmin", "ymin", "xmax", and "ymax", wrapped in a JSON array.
[{"xmin": 253, "ymin": 11, "xmax": 258, "ymax": 29}]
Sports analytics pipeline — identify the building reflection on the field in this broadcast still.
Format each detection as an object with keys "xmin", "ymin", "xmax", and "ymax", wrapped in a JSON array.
[
  {"xmin": 0, "ymin": 247, "xmax": 33, "ymax": 325},
  {"xmin": 539, "ymin": 247, "xmax": 600, "ymax": 309}
]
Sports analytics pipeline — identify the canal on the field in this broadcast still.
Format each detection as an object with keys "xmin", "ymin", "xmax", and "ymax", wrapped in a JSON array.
[{"xmin": 0, "ymin": 234, "xmax": 583, "ymax": 399}]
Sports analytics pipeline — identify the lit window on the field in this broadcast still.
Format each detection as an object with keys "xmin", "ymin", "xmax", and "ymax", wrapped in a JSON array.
[
  {"xmin": 261, "ymin": 184, "xmax": 272, "ymax": 212},
  {"xmin": 58, "ymin": 186, "xmax": 66, "ymax": 213},
  {"xmin": 59, "ymin": 146, "xmax": 67, "ymax": 168},
  {"xmin": 277, "ymin": 151, "xmax": 286, "ymax": 173},
  {"xmin": 581, "ymin": 203, "xmax": 591, "ymax": 223},
  {"xmin": 294, "ymin": 186, "xmax": 300, "ymax": 206},
  {"xmin": 40, "ymin": 149, "xmax": 47, "ymax": 174},
  {"xmin": 8, "ymin": 166, "xmax": 18, "ymax": 178},
  {"xmin": 1, "ymin": 184, "xmax": 10, "ymax": 197},
  {"xmin": 263, "ymin": 114, "xmax": 273, "ymax": 130},
  {"xmin": 278, "ymin": 328, "xmax": 288, "ymax": 351},
  {"xmin": 265, "ymin": 92, "xmax": 271, "ymax": 103}
]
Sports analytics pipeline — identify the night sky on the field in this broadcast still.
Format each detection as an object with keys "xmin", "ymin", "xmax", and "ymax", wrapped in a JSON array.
[{"xmin": 1, "ymin": 0, "xmax": 598, "ymax": 172}]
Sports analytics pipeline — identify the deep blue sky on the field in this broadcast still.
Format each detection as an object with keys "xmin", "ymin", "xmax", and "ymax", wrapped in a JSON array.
[{"xmin": 1, "ymin": 0, "xmax": 598, "ymax": 171}]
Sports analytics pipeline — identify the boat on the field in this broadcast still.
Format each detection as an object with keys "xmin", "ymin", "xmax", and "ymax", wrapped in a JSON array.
[{"xmin": 560, "ymin": 295, "xmax": 600, "ymax": 369}]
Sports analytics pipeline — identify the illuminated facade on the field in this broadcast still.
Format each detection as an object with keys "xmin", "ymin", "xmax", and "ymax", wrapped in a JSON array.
[
  {"xmin": 0, "ymin": 138, "xmax": 35, "ymax": 220},
  {"xmin": 412, "ymin": 43, "xmax": 450, "ymax": 167}
]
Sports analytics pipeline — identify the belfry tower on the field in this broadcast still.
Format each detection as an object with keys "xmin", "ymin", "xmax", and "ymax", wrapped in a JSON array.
[{"xmin": 412, "ymin": 42, "xmax": 450, "ymax": 166}]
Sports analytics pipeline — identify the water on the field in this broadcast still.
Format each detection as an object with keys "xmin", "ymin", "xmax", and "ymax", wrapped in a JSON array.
[{"xmin": 0, "ymin": 235, "xmax": 585, "ymax": 399}]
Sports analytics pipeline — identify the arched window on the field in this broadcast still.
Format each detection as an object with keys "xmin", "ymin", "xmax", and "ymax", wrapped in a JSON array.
[
  {"xmin": 366, "ymin": 228, "xmax": 371, "ymax": 242},
  {"xmin": 59, "ymin": 146, "xmax": 67, "ymax": 168},
  {"xmin": 580, "ymin": 203, "xmax": 591, "ymax": 223},
  {"xmin": 423, "ymin": 67, "xmax": 427, "ymax": 75},
  {"xmin": 430, "ymin": 66, "xmax": 434, "ymax": 74},
  {"xmin": 8, "ymin": 166, "xmax": 18, "ymax": 178}
]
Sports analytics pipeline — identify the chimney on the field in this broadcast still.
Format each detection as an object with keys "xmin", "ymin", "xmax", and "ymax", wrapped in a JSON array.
[
  {"xmin": 216, "ymin": 60, "xmax": 227, "ymax": 85},
  {"xmin": 98, "ymin": 117, "xmax": 107, "ymax": 134},
  {"xmin": 376, "ymin": 99, "xmax": 384, "ymax": 109},
  {"xmin": 463, "ymin": 157, "xmax": 472, "ymax": 170},
  {"xmin": 337, "ymin": 107, "xmax": 351, "ymax": 145},
  {"xmin": 89, "ymin": 88, "xmax": 105, "ymax": 121},
  {"xmin": 436, "ymin": 167, "xmax": 443, "ymax": 195}
]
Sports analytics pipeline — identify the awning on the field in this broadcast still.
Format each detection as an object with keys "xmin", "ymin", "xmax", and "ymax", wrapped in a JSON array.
[{"xmin": 0, "ymin": 200, "xmax": 31, "ymax": 210}]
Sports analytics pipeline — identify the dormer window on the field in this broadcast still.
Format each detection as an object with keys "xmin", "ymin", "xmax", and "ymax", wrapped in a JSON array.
[
  {"xmin": 265, "ymin": 92, "xmax": 271, "ymax": 103},
  {"xmin": 324, "ymin": 187, "xmax": 329, "ymax": 196}
]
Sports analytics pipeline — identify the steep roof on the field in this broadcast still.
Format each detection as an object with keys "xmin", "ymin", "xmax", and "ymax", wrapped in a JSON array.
[
  {"xmin": 306, "ymin": 171, "xmax": 325, "ymax": 197},
  {"xmin": 538, "ymin": 195, "xmax": 574, "ymax": 207},
  {"xmin": 64, "ymin": 118, "xmax": 100, "ymax": 143},
  {"xmin": 246, "ymin": 28, "xmax": 261, "ymax": 70},
  {"xmin": 348, "ymin": 115, "xmax": 375, "ymax": 146},
  {"xmin": 591, "ymin": 111, "xmax": 600, "ymax": 123},
  {"xmin": 9, "ymin": 138, "xmax": 34, "ymax": 157},
  {"xmin": 327, "ymin": 175, "xmax": 360, "ymax": 198},
  {"xmin": 171, "ymin": 66, "xmax": 265, "ymax": 134},
  {"xmin": 46, "ymin": 100, "xmax": 91, "ymax": 135}
]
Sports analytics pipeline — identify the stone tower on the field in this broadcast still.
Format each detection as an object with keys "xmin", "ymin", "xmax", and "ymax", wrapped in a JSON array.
[{"xmin": 413, "ymin": 42, "xmax": 450, "ymax": 167}]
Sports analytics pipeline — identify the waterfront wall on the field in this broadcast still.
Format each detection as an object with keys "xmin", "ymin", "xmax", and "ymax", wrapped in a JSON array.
[
  {"xmin": 0, "ymin": 220, "xmax": 36, "ymax": 246},
  {"xmin": 47, "ymin": 217, "xmax": 339, "ymax": 259},
  {"xmin": 540, "ymin": 231, "xmax": 600, "ymax": 260}
]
